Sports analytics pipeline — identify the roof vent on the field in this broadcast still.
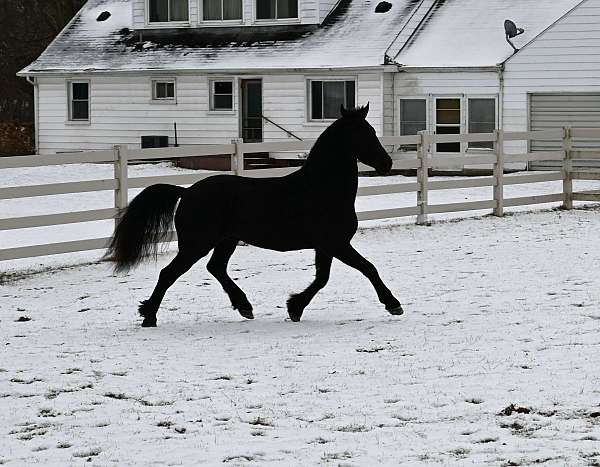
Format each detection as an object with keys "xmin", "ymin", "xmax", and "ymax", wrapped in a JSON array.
[
  {"xmin": 504, "ymin": 19, "xmax": 525, "ymax": 53},
  {"xmin": 375, "ymin": 1, "xmax": 392, "ymax": 13},
  {"xmin": 97, "ymin": 11, "xmax": 111, "ymax": 22}
]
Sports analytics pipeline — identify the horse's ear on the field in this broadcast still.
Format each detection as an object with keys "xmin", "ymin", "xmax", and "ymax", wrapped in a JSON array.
[
  {"xmin": 340, "ymin": 105, "xmax": 348, "ymax": 118},
  {"xmin": 359, "ymin": 103, "xmax": 369, "ymax": 120}
]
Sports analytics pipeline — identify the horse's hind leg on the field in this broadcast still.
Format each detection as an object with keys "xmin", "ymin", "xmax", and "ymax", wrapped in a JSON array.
[
  {"xmin": 139, "ymin": 246, "xmax": 209, "ymax": 327},
  {"xmin": 207, "ymin": 239, "xmax": 254, "ymax": 319},
  {"xmin": 287, "ymin": 250, "xmax": 333, "ymax": 322}
]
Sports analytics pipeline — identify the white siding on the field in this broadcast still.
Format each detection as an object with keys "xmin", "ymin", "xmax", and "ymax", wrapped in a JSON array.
[
  {"xmin": 37, "ymin": 75, "xmax": 238, "ymax": 154},
  {"xmin": 319, "ymin": 0, "xmax": 338, "ymax": 22},
  {"xmin": 382, "ymin": 72, "xmax": 394, "ymax": 136},
  {"xmin": 132, "ymin": 0, "xmax": 145, "ymax": 29},
  {"xmin": 36, "ymin": 71, "xmax": 383, "ymax": 154},
  {"xmin": 503, "ymin": 0, "xmax": 600, "ymax": 154}
]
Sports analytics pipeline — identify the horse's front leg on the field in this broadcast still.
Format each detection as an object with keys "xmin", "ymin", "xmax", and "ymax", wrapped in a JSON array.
[
  {"xmin": 333, "ymin": 244, "xmax": 403, "ymax": 315},
  {"xmin": 287, "ymin": 250, "xmax": 333, "ymax": 322}
]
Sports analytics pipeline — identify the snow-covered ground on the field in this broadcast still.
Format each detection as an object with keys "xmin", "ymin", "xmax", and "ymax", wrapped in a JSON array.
[
  {"xmin": 2, "ymin": 205, "xmax": 600, "ymax": 465},
  {"xmin": 2, "ymin": 163, "xmax": 600, "ymax": 465}
]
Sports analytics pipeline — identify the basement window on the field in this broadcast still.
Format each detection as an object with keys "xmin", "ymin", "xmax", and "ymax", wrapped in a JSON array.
[
  {"xmin": 210, "ymin": 80, "xmax": 234, "ymax": 110},
  {"xmin": 468, "ymin": 98, "xmax": 496, "ymax": 149},
  {"xmin": 309, "ymin": 80, "xmax": 356, "ymax": 121},
  {"xmin": 203, "ymin": 0, "xmax": 243, "ymax": 20},
  {"xmin": 152, "ymin": 79, "xmax": 176, "ymax": 101},
  {"xmin": 68, "ymin": 81, "xmax": 90, "ymax": 121},
  {"xmin": 256, "ymin": 0, "xmax": 298, "ymax": 19},
  {"xmin": 149, "ymin": 0, "xmax": 189, "ymax": 22}
]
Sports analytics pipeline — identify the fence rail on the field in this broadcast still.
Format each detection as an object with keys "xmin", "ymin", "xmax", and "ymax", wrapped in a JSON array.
[{"xmin": 2, "ymin": 128, "xmax": 600, "ymax": 262}]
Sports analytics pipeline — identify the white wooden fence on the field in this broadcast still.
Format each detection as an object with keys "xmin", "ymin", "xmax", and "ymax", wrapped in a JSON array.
[{"xmin": 1, "ymin": 128, "xmax": 600, "ymax": 262}]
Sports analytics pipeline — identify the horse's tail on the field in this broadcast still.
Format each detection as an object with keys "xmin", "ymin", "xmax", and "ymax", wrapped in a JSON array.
[{"xmin": 104, "ymin": 184, "xmax": 185, "ymax": 273}]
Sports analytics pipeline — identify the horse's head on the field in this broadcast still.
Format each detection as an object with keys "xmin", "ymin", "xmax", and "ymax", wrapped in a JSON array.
[{"xmin": 339, "ymin": 104, "xmax": 392, "ymax": 175}]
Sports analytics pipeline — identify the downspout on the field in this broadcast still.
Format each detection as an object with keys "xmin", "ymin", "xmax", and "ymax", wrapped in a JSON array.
[
  {"xmin": 498, "ymin": 63, "xmax": 505, "ymax": 133},
  {"xmin": 25, "ymin": 76, "xmax": 39, "ymax": 155}
]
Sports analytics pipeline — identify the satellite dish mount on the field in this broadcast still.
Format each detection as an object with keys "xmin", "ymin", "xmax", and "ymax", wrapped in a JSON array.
[{"xmin": 504, "ymin": 19, "xmax": 525, "ymax": 53}]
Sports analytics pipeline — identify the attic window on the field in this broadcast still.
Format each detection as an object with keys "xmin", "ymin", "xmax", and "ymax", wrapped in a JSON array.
[
  {"xmin": 149, "ymin": 0, "xmax": 189, "ymax": 22},
  {"xmin": 96, "ymin": 11, "xmax": 111, "ymax": 21},
  {"xmin": 375, "ymin": 1, "xmax": 391, "ymax": 13},
  {"xmin": 256, "ymin": 0, "xmax": 298, "ymax": 19}
]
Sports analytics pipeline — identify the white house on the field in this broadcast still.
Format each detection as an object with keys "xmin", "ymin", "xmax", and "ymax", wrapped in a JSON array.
[{"xmin": 18, "ymin": 0, "xmax": 600, "ymax": 169}]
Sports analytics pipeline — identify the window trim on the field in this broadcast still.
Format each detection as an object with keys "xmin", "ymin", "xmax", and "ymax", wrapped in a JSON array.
[
  {"xmin": 466, "ymin": 95, "xmax": 498, "ymax": 150},
  {"xmin": 151, "ymin": 78, "xmax": 177, "ymax": 103},
  {"xmin": 209, "ymin": 78, "xmax": 235, "ymax": 112},
  {"xmin": 306, "ymin": 77, "xmax": 357, "ymax": 123},
  {"xmin": 397, "ymin": 96, "xmax": 429, "ymax": 152},
  {"xmin": 199, "ymin": 0, "xmax": 244, "ymax": 22},
  {"xmin": 146, "ymin": 0, "xmax": 190, "ymax": 25},
  {"xmin": 254, "ymin": 0, "xmax": 300, "ymax": 22},
  {"xmin": 433, "ymin": 95, "xmax": 464, "ymax": 154},
  {"xmin": 66, "ymin": 80, "xmax": 90, "ymax": 123}
]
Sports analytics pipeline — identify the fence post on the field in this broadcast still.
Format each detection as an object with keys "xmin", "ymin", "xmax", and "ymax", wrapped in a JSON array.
[
  {"xmin": 416, "ymin": 130, "xmax": 430, "ymax": 225},
  {"xmin": 493, "ymin": 129, "xmax": 505, "ymax": 217},
  {"xmin": 231, "ymin": 138, "xmax": 244, "ymax": 176},
  {"xmin": 562, "ymin": 126, "xmax": 573, "ymax": 210},
  {"xmin": 113, "ymin": 145, "xmax": 128, "ymax": 224}
]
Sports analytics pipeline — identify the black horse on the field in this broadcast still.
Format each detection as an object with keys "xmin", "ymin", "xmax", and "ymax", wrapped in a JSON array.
[{"xmin": 105, "ymin": 104, "xmax": 403, "ymax": 327}]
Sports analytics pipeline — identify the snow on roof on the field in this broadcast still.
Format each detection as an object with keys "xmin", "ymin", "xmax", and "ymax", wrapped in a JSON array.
[
  {"xmin": 395, "ymin": 0, "xmax": 584, "ymax": 68},
  {"xmin": 20, "ymin": 0, "xmax": 423, "ymax": 74}
]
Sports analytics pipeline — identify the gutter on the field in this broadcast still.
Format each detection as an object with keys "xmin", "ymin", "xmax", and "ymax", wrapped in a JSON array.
[
  {"xmin": 397, "ymin": 65, "xmax": 501, "ymax": 73},
  {"xmin": 24, "ymin": 76, "xmax": 39, "ymax": 155},
  {"xmin": 18, "ymin": 65, "xmax": 391, "ymax": 76}
]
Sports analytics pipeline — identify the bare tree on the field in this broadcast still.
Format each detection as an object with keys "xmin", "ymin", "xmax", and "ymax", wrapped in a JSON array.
[{"xmin": 0, "ymin": 0, "xmax": 86, "ymax": 123}]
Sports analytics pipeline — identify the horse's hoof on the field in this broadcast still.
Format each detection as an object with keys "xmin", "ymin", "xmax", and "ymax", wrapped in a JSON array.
[
  {"xmin": 141, "ymin": 317, "xmax": 157, "ymax": 327},
  {"xmin": 386, "ymin": 305, "xmax": 404, "ymax": 316},
  {"xmin": 286, "ymin": 295, "xmax": 304, "ymax": 322},
  {"xmin": 287, "ymin": 307, "xmax": 303, "ymax": 322},
  {"xmin": 238, "ymin": 308, "xmax": 254, "ymax": 320}
]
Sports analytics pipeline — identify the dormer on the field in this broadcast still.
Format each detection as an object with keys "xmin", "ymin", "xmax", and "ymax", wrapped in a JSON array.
[{"xmin": 132, "ymin": 0, "xmax": 324, "ymax": 29}]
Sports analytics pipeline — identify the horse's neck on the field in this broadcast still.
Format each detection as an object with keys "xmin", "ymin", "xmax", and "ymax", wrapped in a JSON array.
[{"xmin": 300, "ymin": 136, "xmax": 358, "ymax": 196}]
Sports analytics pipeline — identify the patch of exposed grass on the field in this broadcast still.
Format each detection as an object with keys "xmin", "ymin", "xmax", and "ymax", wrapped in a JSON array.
[
  {"xmin": 321, "ymin": 451, "xmax": 353, "ymax": 461},
  {"xmin": 336, "ymin": 424, "xmax": 370, "ymax": 433},
  {"xmin": 72, "ymin": 447, "xmax": 101, "ymax": 458}
]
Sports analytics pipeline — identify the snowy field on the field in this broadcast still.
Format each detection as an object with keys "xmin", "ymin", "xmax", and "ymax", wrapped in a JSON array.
[
  {"xmin": 1, "ymin": 163, "xmax": 600, "ymax": 465},
  {"xmin": 2, "ymin": 204, "xmax": 600, "ymax": 465}
]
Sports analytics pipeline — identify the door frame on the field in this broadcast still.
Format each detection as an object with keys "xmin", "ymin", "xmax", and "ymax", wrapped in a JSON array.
[{"xmin": 239, "ymin": 77, "xmax": 264, "ymax": 143}]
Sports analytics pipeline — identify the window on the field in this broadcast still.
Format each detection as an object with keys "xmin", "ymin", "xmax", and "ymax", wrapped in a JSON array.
[
  {"xmin": 399, "ymin": 98, "xmax": 427, "ymax": 150},
  {"xmin": 435, "ymin": 98, "xmax": 461, "ymax": 152},
  {"xmin": 468, "ymin": 98, "xmax": 496, "ymax": 149},
  {"xmin": 309, "ymin": 80, "xmax": 355, "ymax": 121},
  {"xmin": 256, "ymin": 0, "xmax": 298, "ymax": 19},
  {"xmin": 149, "ymin": 0, "xmax": 188, "ymax": 22},
  {"xmin": 204, "ymin": 0, "xmax": 242, "ymax": 20},
  {"xmin": 68, "ymin": 81, "xmax": 89, "ymax": 121},
  {"xmin": 152, "ymin": 80, "xmax": 175, "ymax": 100},
  {"xmin": 210, "ymin": 80, "xmax": 234, "ymax": 110}
]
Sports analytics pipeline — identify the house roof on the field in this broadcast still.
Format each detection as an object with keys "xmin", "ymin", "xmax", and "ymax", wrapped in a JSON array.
[
  {"xmin": 19, "ymin": 0, "xmax": 423, "ymax": 74},
  {"xmin": 19, "ymin": 0, "xmax": 586, "ymax": 75},
  {"xmin": 395, "ymin": 0, "xmax": 585, "ymax": 68}
]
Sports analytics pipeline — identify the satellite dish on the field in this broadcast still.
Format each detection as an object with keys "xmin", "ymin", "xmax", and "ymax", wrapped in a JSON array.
[{"xmin": 504, "ymin": 19, "xmax": 525, "ymax": 53}]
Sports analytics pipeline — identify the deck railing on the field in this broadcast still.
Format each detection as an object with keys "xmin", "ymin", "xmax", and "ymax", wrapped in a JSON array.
[{"xmin": 1, "ymin": 128, "xmax": 600, "ymax": 262}]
